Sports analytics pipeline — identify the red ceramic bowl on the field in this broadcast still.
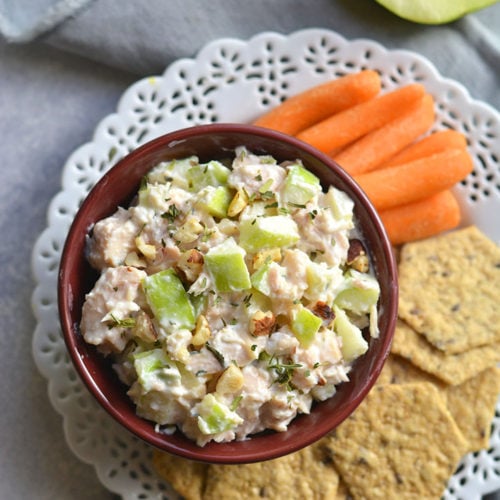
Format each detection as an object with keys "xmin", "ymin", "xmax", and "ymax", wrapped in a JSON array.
[{"xmin": 58, "ymin": 123, "xmax": 398, "ymax": 464}]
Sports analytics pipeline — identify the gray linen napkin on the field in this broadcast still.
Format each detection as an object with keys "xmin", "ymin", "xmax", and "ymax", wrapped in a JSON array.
[
  {"xmin": 39, "ymin": 0, "xmax": 500, "ymax": 112},
  {"xmin": 2, "ymin": 0, "xmax": 500, "ymax": 114},
  {"xmin": 0, "ymin": 0, "xmax": 94, "ymax": 42}
]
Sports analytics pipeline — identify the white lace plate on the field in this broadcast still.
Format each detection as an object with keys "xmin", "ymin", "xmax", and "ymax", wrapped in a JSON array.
[{"xmin": 31, "ymin": 28, "xmax": 500, "ymax": 499}]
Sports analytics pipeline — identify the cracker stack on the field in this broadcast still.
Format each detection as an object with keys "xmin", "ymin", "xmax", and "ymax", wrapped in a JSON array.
[{"xmin": 152, "ymin": 225, "xmax": 500, "ymax": 499}]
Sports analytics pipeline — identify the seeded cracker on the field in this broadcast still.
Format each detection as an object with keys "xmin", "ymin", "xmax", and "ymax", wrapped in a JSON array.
[
  {"xmin": 324, "ymin": 383, "xmax": 468, "ymax": 499},
  {"xmin": 391, "ymin": 319, "xmax": 500, "ymax": 385},
  {"xmin": 202, "ymin": 442, "xmax": 340, "ymax": 499},
  {"xmin": 444, "ymin": 366, "xmax": 500, "ymax": 452},
  {"xmin": 398, "ymin": 225, "xmax": 500, "ymax": 353},
  {"xmin": 378, "ymin": 353, "xmax": 500, "ymax": 453},
  {"xmin": 377, "ymin": 352, "xmax": 446, "ymax": 388},
  {"xmin": 153, "ymin": 441, "xmax": 340, "ymax": 500},
  {"xmin": 152, "ymin": 451, "xmax": 207, "ymax": 500}
]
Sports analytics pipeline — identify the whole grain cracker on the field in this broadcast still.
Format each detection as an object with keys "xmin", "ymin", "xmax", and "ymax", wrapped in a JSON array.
[
  {"xmin": 444, "ymin": 366, "xmax": 500, "ymax": 452},
  {"xmin": 398, "ymin": 225, "xmax": 500, "ymax": 353},
  {"xmin": 378, "ymin": 353, "xmax": 500, "ymax": 453},
  {"xmin": 323, "ymin": 383, "xmax": 468, "ymax": 499},
  {"xmin": 153, "ymin": 440, "xmax": 340, "ymax": 500},
  {"xmin": 391, "ymin": 319, "xmax": 500, "ymax": 385},
  {"xmin": 152, "ymin": 450, "xmax": 207, "ymax": 500},
  {"xmin": 377, "ymin": 352, "xmax": 446, "ymax": 388},
  {"xmin": 202, "ymin": 441, "xmax": 340, "ymax": 499}
]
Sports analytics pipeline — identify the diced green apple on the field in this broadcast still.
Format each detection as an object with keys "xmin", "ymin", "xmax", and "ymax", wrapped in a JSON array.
[
  {"xmin": 196, "ymin": 186, "xmax": 233, "ymax": 218},
  {"xmin": 291, "ymin": 305, "xmax": 323, "ymax": 348},
  {"xmin": 133, "ymin": 348, "xmax": 180, "ymax": 392},
  {"xmin": 197, "ymin": 393, "xmax": 244, "ymax": 435},
  {"xmin": 324, "ymin": 186, "xmax": 354, "ymax": 225},
  {"xmin": 250, "ymin": 258, "xmax": 274, "ymax": 296},
  {"xmin": 335, "ymin": 270, "xmax": 380, "ymax": 315},
  {"xmin": 333, "ymin": 305, "xmax": 368, "ymax": 363},
  {"xmin": 148, "ymin": 157, "xmax": 196, "ymax": 190},
  {"xmin": 187, "ymin": 160, "xmax": 231, "ymax": 191},
  {"xmin": 282, "ymin": 163, "xmax": 321, "ymax": 205},
  {"xmin": 239, "ymin": 215, "xmax": 299, "ymax": 253},
  {"xmin": 204, "ymin": 238, "xmax": 251, "ymax": 293},
  {"xmin": 304, "ymin": 260, "xmax": 344, "ymax": 302},
  {"xmin": 143, "ymin": 269, "xmax": 196, "ymax": 330}
]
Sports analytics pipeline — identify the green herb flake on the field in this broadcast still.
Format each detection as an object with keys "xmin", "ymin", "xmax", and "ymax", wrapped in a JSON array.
[
  {"xmin": 230, "ymin": 395, "xmax": 243, "ymax": 411},
  {"xmin": 161, "ymin": 204, "xmax": 180, "ymax": 223},
  {"xmin": 288, "ymin": 202, "xmax": 307, "ymax": 209},
  {"xmin": 243, "ymin": 294, "xmax": 253, "ymax": 307},
  {"xmin": 267, "ymin": 356, "xmax": 302, "ymax": 390},
  {"xmin": 258, "ymin": 179, "xmax": 274, "ymax": 194},
  {"xmin": 264, "ymin": 202, "xmax": 279, "ymax": 209},
  {"xmin": 206, "ymin": 343, "xmax": 225, "ymax": 367},
  {"xmin": 107, "ymin": 313, "xmax": 136, "ymax": 330}
]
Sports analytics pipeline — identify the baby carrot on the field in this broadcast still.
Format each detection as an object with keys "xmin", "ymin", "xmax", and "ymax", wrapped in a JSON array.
[
  {"xmin": 382, "ymin": 129, "xmax": 468, "ymax": 168},
  {"xmin": 253, "ymin": 70, "xmax": 381, "ymax": 136},
  {"xmin": 379, "ymin": 190, "xmax": 461, "ymax": 246},
  {"xmin": 354, "ymin": 148, "xmax": 474, "ymax": 211},
  {"xmin": 296, "ymin": 83, "xmax": 426, "ymax": 153},
  {"xmin": 333, "ymin": 94, "xmax": 435, "ymax": 175}
]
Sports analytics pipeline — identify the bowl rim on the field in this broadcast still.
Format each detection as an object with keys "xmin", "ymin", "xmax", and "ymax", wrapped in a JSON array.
[{"xmin": 58, "ymin": 123, "xmax": 398, "ymax": 464}]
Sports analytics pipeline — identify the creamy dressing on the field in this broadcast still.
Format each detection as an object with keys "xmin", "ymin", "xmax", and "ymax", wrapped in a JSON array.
[{"xmin": 80, "ymin": 147, "xmax": 380, "ymax": 446}]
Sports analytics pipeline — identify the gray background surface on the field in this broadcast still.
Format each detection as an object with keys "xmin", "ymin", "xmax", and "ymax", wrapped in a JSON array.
[{"xmin": 1, "ymin": 0, "xmax": 499, "ymax": 498}]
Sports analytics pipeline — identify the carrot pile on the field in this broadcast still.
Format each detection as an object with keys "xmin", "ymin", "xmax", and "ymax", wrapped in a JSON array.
[{"xmin": 252, "ymin": 70, "xmax": 474, "ymax": 246}]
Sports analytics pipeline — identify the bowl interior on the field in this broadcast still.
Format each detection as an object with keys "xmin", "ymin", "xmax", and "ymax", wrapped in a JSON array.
[{"xmin": 58, "ymin": 123, "xmax": 398, "ymax": 464}]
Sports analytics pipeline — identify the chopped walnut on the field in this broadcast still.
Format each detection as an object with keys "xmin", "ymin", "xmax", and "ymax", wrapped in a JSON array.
[
  {"xmin": 227, "ymin": 188, "xmax": 249, "ymax": 217},
  {"xmin": 132, "ymin": 310, "xmax": 158, "ymax": 343},
  {"xmin": 249, "ymin": 310, "xmax": 276, "ymax": 336},
  {"xmin": 312, "ymin": 301, "xmax": 335, "ymax": 326},
  {"xmin": 174, "ymin": 215, "xmax": 204, "ymax": 243},
  {"xmin": 347, "ymin": 238, "xmax": 370, "ymax": 273},
  {"xmin": 192, "ymin": 314, "xmax": 211, "ymax": 347},
  {"xmin": 135, "ymin": 235, "xmax": 157, "ymax": 260},
  {"xmin": 124, "ymin": 251, "xmax": 147, "ymax": 268},
  {"xmin": 176, "ymin": 249, "xmax": 204, "ymax": 282},
  {"xmin": 216, "ymin": 364, "xmax": 244, "ymax": 394},
  {"xmin": 252, "ymin": 248, "xmax": 282, "ymax": 271}
]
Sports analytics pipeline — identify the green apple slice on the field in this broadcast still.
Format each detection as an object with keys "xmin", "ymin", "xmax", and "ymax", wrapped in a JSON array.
[
  {"xmin": 239, "ymin": 215, "xmax": 300, "ymax": 253},
  {"xmin": 133, "ymin": 348, "xmax": 181, "ymax": 392},
  {"xmin": 333, "ymin": 305, "xmax": 368, "ymax": 363},
  {"xmin": 196, "ymin": 186, "xmax": 233, "ymax": 218},
  {"xmin": 143, "ymin": 269, "xmax": 196, "ymax": 331},
  {"xmin": 291, "ymin": 305, "xmax": 323, "ymax": 348},
  {"xmin": 197, "ymin": 393, "xmax": 244, "ymax": 434},
  {"xmin": 250, "ymin": 257, "xmax": 275, "ymax": 296},
  {"xmin": 148, "ymin": 157, "xmax": 195, "ymax": 189},
  {"xmin": 282, "ymin": 163, "xmax": 321, "ymax": 205},
  {"xmin": 204, "ymin": 237, "xmax": 251, "ymax": 293},
  {"xmin": 187, "ymin": 160, "xmax": 231, "ymax": 191},
  {"xmin": 375, "ymin": 0, "xmax": 498, "ymax": 24},
  {"xmin": 335, "ymin": 270, "xmax": 380, "ymax": 315},
  {"xmin": 324, "ymin": 186, "xmax": 354, "ymax": 225}
]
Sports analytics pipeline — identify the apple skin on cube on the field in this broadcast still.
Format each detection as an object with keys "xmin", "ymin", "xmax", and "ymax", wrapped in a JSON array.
[
  {"xmin": 197, "ymin": 393, "xmax": 244, "ymax": 435},
  {"xmin": 204, "ymin": 238, "xmax": 251, "ymax": 293},
  {"xmin": 196, "ymin": 185, "xmax": 233, "ymax": 218},
  {"xmin": 239, "ymin": 215, "xmax": 300, "ymax": 253},
  {"xmin": 250, "ymin": 258, "xmax": 274, "ymax": 296},
  {"xmin": 291, "ymin": 305, "xmax": 323, "ymax": 348},
  {"xmin": 142, "ymin": 269, "xmax": 196, "ymax": 331},
  {"xmin": 133, "ymin": 348, "xmax": 180, "ymax": 392},
  {"xmin": 282, "ymin": 163, "xmax": 321, "ymax": 205},
  {"xmin": 187, "ymin": 160, "xmax": 231, "ymax": 191},
  {"xmin": 335, "ymin": 270, "xmax": 380, "ymax": 315},
  {"xmin": 333, "ymin": 305, "xmax": 368, "ymax": 363}
]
